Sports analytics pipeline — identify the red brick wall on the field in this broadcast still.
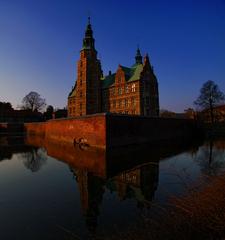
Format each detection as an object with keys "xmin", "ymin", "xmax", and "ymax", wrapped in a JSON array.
[
  {"xmin": 106, "ymin": 114, "xmax": 202, "ymax": 148},
  {"xmin": 25, "ymin": 114, "xmax": 106, "ymax": 148},
  {"xmin": 45, "ymin": 114, "xmax": 106, "ymax": 148},
  {"xmin": 24, "ymin": 113, "xmax": 202, "ymax": 149}
]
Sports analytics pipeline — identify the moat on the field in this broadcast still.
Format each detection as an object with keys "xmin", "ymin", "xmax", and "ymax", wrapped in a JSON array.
[{"xmin": 0, "ymin": 137, "xmax": 225, "ymax": 240}]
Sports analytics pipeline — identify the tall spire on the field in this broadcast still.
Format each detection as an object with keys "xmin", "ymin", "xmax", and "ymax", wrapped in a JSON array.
[
  {"xmin": 82, "ymin": 17, "xmax": 95, "ymax": 50},
  {"xmin": 135, "ymin": 46, "xmax": 142, "ymax": 64}
]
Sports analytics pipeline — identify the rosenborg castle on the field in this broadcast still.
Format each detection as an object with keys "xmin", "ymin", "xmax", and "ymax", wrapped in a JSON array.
[{"xmin": 68, "ymin": 18, "xmax": 159, "ymax": 117}]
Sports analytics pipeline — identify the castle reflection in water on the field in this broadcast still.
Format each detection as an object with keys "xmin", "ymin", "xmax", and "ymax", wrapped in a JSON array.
[{"xmin": 0, "ymin": 135, "xmax": 208, "ymax": 236}]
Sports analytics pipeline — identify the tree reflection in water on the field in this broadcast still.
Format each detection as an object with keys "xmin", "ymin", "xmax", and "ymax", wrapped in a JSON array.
[
  {"xmin": 195, "ymin": 140, "xmax": 225, "ymax": 176},
  {"xmin": 21, "ymin": 148, "xmax": 47, "ymax": 172}
]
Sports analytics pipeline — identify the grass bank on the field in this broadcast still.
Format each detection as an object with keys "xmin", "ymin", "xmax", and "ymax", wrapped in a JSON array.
[{"xmin": 105, "ymin": 174, "xmax": 225, "ymax": 240}]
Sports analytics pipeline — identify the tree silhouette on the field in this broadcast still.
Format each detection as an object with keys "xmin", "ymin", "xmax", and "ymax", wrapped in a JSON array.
[
  {"xmin": 21, "ymin": 91, "xmax": 46, "ymax": 112},
  {"xmin": 0, "ymin": 102, "xmax": 13, "ymax": 112},
  {"xmin": 44, "ymin": 105, "xmax": 54, "ymax": 120},
  {"xmin": 194, "ymin": 80, "xmax": 225, "ymax": 123}
]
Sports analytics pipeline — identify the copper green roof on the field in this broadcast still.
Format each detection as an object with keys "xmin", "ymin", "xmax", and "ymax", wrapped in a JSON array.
[
  {"xmin": 129, "ymin": 64, "xmax": 143, "ymax": 81},
  {"xmin": 101, "ymin": 63, "xmax": 143, "ymax": 88},
  {"xmin": 101, "ymin": 73, "xmax": 116, "ymax": 89}
]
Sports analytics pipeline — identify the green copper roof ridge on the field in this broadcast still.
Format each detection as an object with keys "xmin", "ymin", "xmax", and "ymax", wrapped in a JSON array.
[{"xmin": 100, "ymin": 62, "xmax": 144, "ymax": 88}]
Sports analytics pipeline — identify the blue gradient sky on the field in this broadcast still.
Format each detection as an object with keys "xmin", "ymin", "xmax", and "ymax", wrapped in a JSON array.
[{"xmin": 0, "ymin": 0, "xmax": 225, "ymax": 112}]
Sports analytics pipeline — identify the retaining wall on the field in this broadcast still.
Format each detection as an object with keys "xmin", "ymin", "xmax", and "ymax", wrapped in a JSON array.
[
  {"xmin": 25, "ymin": 114, "xmax": 106, "ymax": 148},
  {"xmin": 106, "ymin": 114, "xmax": 201, "ymax": 147},
  {"xmin": 23, "ymin": 113, "xmax": 202, "ymax": 149}
]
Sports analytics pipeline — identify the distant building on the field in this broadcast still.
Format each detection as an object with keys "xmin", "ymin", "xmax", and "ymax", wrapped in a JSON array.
[
  {"xmin": 68, "ymin": 18, "xmax": 159, "ymax": 117},
  {"xmin": 0, "ymin": 109, "xmax": 43, "ymax": 122},
  {"xmin": 53, "ymin": 109, "xmax": 67, "ymax": 119}
]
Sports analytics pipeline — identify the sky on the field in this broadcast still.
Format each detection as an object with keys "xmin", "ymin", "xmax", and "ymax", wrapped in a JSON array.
[{"xmin": 0, "ymin": 0, "xmax": 225, "ymax": 112}]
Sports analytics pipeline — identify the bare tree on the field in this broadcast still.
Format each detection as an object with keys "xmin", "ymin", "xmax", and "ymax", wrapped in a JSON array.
[
  {"xmin": 21, "ymin": 91, "xmax": 46, "ymax": 112},
  {"xmin": 194, "ymin": 80, "xmax": 225, "ymax": 123}
]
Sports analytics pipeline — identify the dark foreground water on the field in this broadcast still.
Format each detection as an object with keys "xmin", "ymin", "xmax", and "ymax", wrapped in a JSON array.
[{"xmin": 0, "ymin": 137, "xmax": 225, "ymax": 240}]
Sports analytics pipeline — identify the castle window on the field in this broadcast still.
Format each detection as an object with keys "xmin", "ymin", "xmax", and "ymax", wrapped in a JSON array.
[
  {"xmin": 131, "ymin": 83, "xmax": 136, "ymax": 92},
  {"xmin": 125, "ymin": 99, "xmax": 128, "ymax": 107},
  {"xmin": 145, "ymin": 82, "xmax": 150, "ymax": 91},
  {"xmin": 131, "ymin": 97, "xmax": 136, "ymax": 106},
  {"xmin": 131, "ymin": 97, "xmax": 134, "ymax": 106},
  {"xmin": 118, "ymin": 87, "xmax": 122, "ymax": 95},
  {"xmin": 125, "ymin": 85, "xmax": 129, "ymax": 93}
]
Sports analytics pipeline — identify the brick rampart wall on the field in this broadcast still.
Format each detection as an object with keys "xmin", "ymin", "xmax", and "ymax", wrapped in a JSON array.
[
  {"xmin": 21, "ymin": 113, "xmax": 201, "ymax": 149},
  {"xmin": 106, "ymin": 114, "xmax": 201, "ymax": 148},
  {"xmin": 24, "ymin": 114, "xmax": 106, "ymax": 148}
]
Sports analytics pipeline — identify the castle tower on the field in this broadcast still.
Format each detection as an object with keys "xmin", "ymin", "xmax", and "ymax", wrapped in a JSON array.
[
  {"xmin": 140, "ymin": 54, "xmax": 159, "ymax": 116},
  {"xmin": 68, "ymin": 18, "xmax": 102, "ymax": 117}
]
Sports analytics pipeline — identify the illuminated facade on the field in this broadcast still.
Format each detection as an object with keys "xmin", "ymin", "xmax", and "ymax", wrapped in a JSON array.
[{"xmin": 68, "ymin": 18, "xmax": 159, "ymax": 117}]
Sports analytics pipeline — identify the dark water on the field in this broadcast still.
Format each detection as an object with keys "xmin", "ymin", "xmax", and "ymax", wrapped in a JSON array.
[{"xmin": 0, "ymin": 136, "xmax": 225, "ymax": 240}]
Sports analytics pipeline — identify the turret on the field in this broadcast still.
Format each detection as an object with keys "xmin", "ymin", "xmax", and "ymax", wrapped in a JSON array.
[
  {"xmin": 82, "ymin": 17, "xmax": 95, "ymax": 50},
  {"xmin": 135, "ymin": 47, "xmax": 143, "ymax": 64}
]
